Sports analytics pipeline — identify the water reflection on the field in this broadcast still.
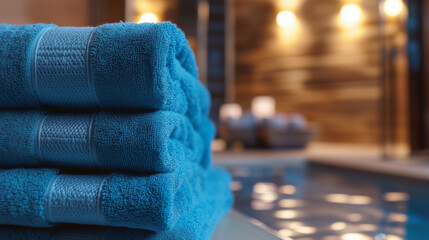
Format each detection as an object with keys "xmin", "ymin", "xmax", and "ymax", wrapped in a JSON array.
[
  {"xmin": 384, "ymin": 192, "xmax": 410, "ymax": 202},
  {"xmin": 251, "ymin": 200, "xmax": 275, "ymax": 210},
  {"xmin": 325, "ymin": 194, "xmax": 372, "ymax": 205},
  {"xmin": 347, "ymin": 213, "xmax": 363, "ymax": 222},
  {"xmin": 278, "ymin": 199, "xmax": 304, "ymax": 208},
  {"xmin": 279, "ymin": 185, "xmax": 297, "ymax": 195},
  {"xmin": 230, "ymin": 181, "xmax": 242, "ymax": 191},
  {"xmin": 275, "ymin": 210, "xmax": 300, "ymax": 219},
  {"xmin": 295, "ymin": 226, "xmax": 317, "ymax": 234},
  {"xmin": 278, "ymin": 228, "xmax": 294, "ymax": 238},
  {"xmin": 255, "ymin": 192, "xmax": 278, "ymax": 202},
  {"xmin": 374, "ymin": 233, "xmax": 404, "ymax": 240},
  {"xmin": 228, "ymin": 162, "xmax": 429, "ymax": 239},
  {"xmin": 342, "ymin": 233, "xmax": 372, "ymax": 240},
  {"xmin": 253, "ymin": 182, "xmax": 277, "ymax": 193},
  {"xmin": 387, "ymin": 213, "xmax": 408, "ymax": 223},
  {"xmin": 323, "ymin": 236, "xmax": 340, "ymax": 240},
  {"xmin": 331, "ymin": 222, "xmax": 347, "ymax": 231},
  {"xmin": 358, "ymin": 224, "xmax": 378, "ymax": 232}
]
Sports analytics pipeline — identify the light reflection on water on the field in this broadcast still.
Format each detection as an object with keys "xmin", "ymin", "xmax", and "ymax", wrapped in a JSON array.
[{"xmin": 227, "ymin": 161, "xmax": 429, "ymax": 240}]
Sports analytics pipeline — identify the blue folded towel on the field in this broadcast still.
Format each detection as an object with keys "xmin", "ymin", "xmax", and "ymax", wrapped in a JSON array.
[
  {"xmin": 198, "ymin": 117, "xmax": 216, "ymax": 169},
  {"xmin": 0, "ymin": 163, "xmax": 208, "ymax": 232},
  {"xmin": 0, "ymin": 167, "xmax": 233, "ymax": 240},
  {"xmin": 0, "ymin": 23, "xmax": 210, "ymax": 127},
  {"xmin": 0, "ymin": 110, "xmax": 208, "ymax": 172}
]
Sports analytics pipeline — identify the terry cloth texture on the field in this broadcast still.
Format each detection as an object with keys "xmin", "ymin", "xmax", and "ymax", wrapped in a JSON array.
[
  {"xmin": 0, "ymin": 163, "xmax": 206, "ymax": 232},
  {"xmin": 0, "ymin": 110, "xmax": 205, "ymax": 172},
  {"xmin": 0, "ymin": 167, "xmax": 233, "ymax": 240},
  {"xmin": 0, "ymin": 23, "xmax": 210, "ymax": 128}
]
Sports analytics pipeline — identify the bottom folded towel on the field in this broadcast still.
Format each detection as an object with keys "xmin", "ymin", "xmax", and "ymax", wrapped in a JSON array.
[
  {"xmin": 0, "ymin": 167, "xmax": 233, "ymax": 240},
  {"xmin": 0, "ymin": 163, "xmax": 209, "ymax": 232}
]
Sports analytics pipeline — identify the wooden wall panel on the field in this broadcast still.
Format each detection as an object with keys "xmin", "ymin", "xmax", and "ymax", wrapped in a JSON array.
[
  {"xmin": 233, "ymin": 0, "xmax": 387, "ymax": 144},
  {"xmin": 0, "ymin": 0, "xmax": 125, "ymax": 26},
  {"xmin": 0, "ymin": 0, "xmax": 89, "ymax": 26}
]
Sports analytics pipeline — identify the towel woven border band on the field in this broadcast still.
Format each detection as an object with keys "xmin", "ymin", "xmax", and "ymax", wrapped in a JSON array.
[
  {"xmin": 32, "ymin": 27, "xmax": 99, "ymax": 107},
  {"xmin": 45, "ymin": 174, "xmax": 108, "ymax": 225},
  {"xmin": 35, "ymin": 113, "xmax": 99, "ymax": 168}
]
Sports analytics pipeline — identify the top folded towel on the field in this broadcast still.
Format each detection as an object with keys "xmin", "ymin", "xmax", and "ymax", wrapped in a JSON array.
[{"xmin": 0, "ymin": 22, "xmax": 209, "ymax": 127}]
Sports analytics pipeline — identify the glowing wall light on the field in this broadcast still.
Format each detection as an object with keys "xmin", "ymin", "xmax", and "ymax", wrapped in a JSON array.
[
  {"xmin": 138, "ymin": 13, "xmax": 159, "ymax": 23},
  {"xmin": 383, "ymin": 0, "xmax": 404, "ymax": 17},
  {"xmin": 276, "ymin": 11, "xmax": 297, "ymax": 28},
  {"xmin": 340, "ymin": 4, "xmax": 362, "ymax": 26}
]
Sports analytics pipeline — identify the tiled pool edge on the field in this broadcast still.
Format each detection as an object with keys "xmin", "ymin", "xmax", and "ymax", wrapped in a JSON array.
[
  {"xmin": 307, "ymin": 156, "xmax": 429, "ymax": 182},
  {"xmin": 213, "ymin": 150, "xmax": 429, "ymax": 182}
]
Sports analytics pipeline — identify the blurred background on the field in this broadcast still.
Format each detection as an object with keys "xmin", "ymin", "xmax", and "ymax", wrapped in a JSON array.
[
  {"xmin": 0, "ymin": 0, "xmax": 426, "ymax": 156},
  {"xmin": 1, "ymin": 0, "xmax": 425, "ymax": 155},
  {"xmin": 1, "ymin": 1, "xmax": 429, "ymax": 239}
]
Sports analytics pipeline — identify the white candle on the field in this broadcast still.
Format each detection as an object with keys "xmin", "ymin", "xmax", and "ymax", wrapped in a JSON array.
[
  {"xmin": 252, "ymin": 96, "xmax": 276, "ymax": 119},
  {"xmin": 220, "ymin": 103, "xmax": 243, "ymax": 121}
]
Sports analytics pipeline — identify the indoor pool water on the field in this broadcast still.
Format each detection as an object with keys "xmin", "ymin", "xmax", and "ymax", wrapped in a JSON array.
[{"xmin": 227, "ymin": 161, "xmax": 429, "ymax": 240}]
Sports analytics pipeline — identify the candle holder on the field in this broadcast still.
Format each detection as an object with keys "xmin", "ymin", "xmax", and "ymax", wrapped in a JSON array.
[
  {"xmin": 218, "ymin": 101, "xmax": 318, "ymax": 149},
  {"xmin": 219, "ymin": 113, "xmax": 259, "ymax": 148},
  {"xmin": 258, "ymin": 114, "xmax": 318, "ymax": 149}
]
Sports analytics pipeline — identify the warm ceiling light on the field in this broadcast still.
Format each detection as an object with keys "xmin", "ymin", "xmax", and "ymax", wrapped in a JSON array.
[
  {"xmin": 383, "ymin": 0, "xmax": 404, "ymax": 17},
  {"xmin": 138, "ymin": 13, "xmax": 159, "ymax": 23},
  {"xmin": 276, "ymin": 11, "xmax": 297, "ymax": 28},
  {"xmin": 340, "ymin": 4, "xmax": 362, "ymax": 26}
]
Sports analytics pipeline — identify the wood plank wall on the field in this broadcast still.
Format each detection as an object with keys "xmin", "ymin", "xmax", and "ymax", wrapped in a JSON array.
[
  {"xmin": 233, "ymin": 0, "xmax": 398, "ymax": 144},
  {"xmin": 0, "ymin": 0, "xmax": 90, "ymax": 26},
  {"xmin": 0, "ymin": 0, "xmax": 125, "ymax": 26}
]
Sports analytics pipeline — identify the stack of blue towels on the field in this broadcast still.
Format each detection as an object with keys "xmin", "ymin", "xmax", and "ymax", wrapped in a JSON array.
[{"xmin": 0, "ymin": 22, "xmax": 232, "ymax": 239}]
